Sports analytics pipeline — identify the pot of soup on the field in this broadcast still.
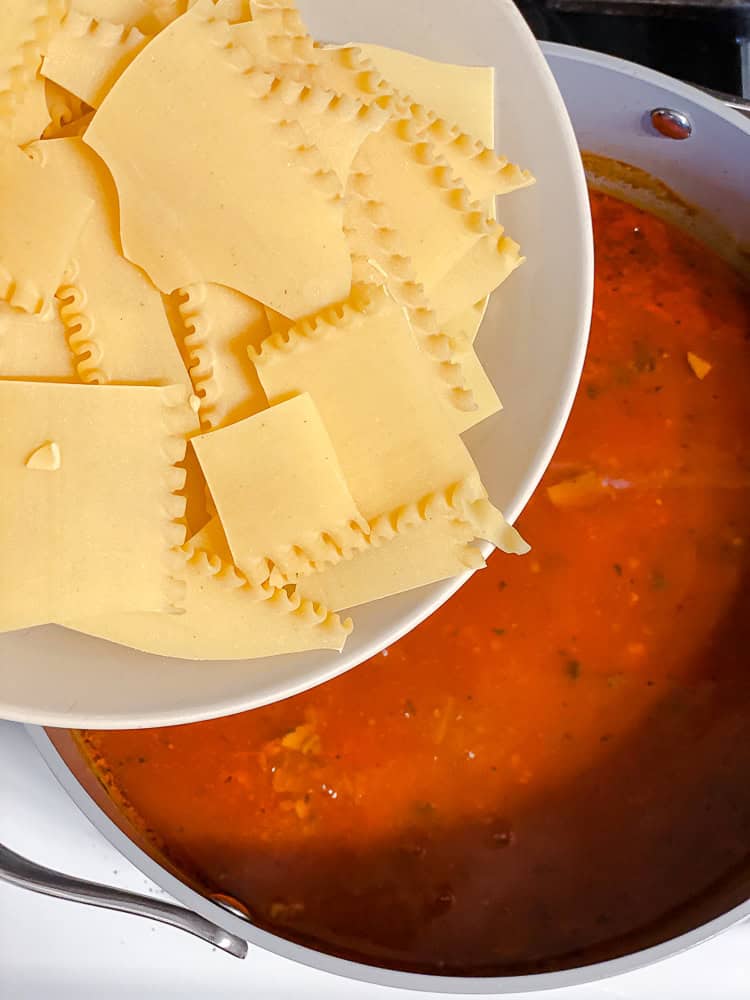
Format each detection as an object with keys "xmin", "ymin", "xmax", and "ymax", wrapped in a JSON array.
[{"xmin": 26, "ymin": 45, "xmax": 750, "ymax": 993}]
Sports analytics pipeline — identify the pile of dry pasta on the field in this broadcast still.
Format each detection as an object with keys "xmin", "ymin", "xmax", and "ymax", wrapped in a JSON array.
[{"xmin": 0, "ymin": 0, "xmax": 533, "ymax": 660}]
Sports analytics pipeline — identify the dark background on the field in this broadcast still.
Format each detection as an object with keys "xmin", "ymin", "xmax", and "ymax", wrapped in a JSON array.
[{"xmin": 516, "ymin": 0, "xmax": 749, "ymax": 96}]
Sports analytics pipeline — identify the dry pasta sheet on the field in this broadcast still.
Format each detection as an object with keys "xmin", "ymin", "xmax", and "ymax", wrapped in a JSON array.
[{"xmin": 0, "ymin": 0, "xmax": 533, "ymax": 661}]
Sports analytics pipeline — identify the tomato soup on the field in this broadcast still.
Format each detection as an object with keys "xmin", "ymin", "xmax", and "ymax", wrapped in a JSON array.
[{"xmin": 78, "ymin": 190, "xmax": 750, "ymax": 975}]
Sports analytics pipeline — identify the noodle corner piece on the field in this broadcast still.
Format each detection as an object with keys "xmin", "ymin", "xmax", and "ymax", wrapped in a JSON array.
[
  {"xmin": 0, "ymin": 380, "xmax": 194, "ymax": 634},
  {"xmin": 0, "ymin": 298, "xmax": 77, "ymax": 381},
  {"xmin": 293, "ymin": 485, "xmax": 490, "ymax": 613},
  {"xmin": 67, "ymin": 517, "xmax": 354, "ymax": 660},
  {"xmin": 30, "ymin": 135, "xmax": 194, "ymax": 391},
  {"xmin": 332, "ymin": 41, "xmax": 534, "ymax": 201},
  {"xmin": 0, "ymin": 1, "xmax": 66, "ymax": 118},
  {"xmin": 229, "ymin": 18, "xmax": 390, "ymax": 184},
  {"xmin": 4, "ymin": 75, "xmax": 50, "ymax": 146},
  {"xmin": 0, "ymin": 139, "xmax": 94, "ymax": 314},
  {"xmin": 171, "ymin": 282, "xmax": 270, "ymax": 431},
  {"xmin": 191, "ymin": 392, "xmax": 370, "ymax": 588},
  {"xmin": 41, "ymin": 9, "xmax": 151, "ymax": 110}
]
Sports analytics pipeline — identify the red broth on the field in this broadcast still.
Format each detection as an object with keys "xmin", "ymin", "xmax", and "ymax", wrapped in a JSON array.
[{"xmin": 78, "ymin": 190, "xmax": 750, "ymax": 975}]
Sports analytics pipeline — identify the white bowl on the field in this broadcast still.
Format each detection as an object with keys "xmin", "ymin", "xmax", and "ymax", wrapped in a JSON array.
[{"xmin": 0, "ymin": 0, "xmax": 593, "ymax": 728}]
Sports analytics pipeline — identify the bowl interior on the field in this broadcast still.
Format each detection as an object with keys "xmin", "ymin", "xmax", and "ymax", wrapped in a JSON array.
[{"xmin": 0, "ymin": 0, "xmax": 592, "ymax": 729}]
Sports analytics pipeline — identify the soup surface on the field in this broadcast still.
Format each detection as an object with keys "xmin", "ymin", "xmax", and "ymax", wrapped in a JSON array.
[{"xmin": 78, "ymin": 191, "xmax": 750, "ymax": 975}]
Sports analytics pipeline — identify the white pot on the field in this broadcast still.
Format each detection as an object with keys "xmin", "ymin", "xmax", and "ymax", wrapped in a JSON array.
[{"xmin": 30, "ymin": 44, "xmax": 750, "ymax": 994}]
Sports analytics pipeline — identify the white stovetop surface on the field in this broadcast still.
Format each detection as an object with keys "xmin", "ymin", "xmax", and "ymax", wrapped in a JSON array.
[{"xmin": 0, "ymin": 720, "xmax": 747, "ymax": 1000}]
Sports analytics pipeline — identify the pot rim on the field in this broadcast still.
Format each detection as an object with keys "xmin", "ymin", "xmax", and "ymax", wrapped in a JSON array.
[{"xmin": 544, "ymin": 42, "xmax": 750, "ymax": 134}]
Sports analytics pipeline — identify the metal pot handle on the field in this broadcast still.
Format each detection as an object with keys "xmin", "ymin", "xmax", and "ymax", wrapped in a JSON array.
[{"xmin": 0, "ymin": 841, "xmax": 248, "ymax": 959}]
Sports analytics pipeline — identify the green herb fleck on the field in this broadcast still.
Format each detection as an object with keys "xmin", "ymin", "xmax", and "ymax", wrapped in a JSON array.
[
  {"xmin": 492, "ymin": 627, "xmax": 506, "ymax": 636},
  {"xmin": 613, "ymin": 563, "xmax": 623, "ymax": 577},
  {"xmin": 651, "ymin": 570, "xmax": 667, "ymax": 591},
  {"xmin": 586, "ymin": 383, "xmax": 600, "ymax": 400},
  {"xmin": 565, "ymin": 659, "xmax": 582, "ymax": 680}
]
